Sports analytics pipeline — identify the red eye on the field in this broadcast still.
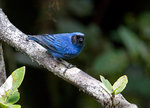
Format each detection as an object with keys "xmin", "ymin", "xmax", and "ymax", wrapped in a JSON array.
[
  {"xmin": 71, "ymin": 35, "xmax": 85, "ymax": 45},
  {"xmin": 71, "ymin": 36, "xmax": 77, "ymax": 44},
  {"xmin": 73, "ymin": 36, "xmax": 77, "ymax": 40}
]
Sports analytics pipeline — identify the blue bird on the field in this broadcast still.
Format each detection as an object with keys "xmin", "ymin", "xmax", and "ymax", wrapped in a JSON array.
[{"xmin": 28, "ymin": 32, "xmax": 85, "ymax": 67}]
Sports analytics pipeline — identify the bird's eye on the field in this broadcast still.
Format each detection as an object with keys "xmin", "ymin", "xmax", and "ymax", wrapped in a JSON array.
[
  {"xmin": 72, "ymin": 35, "xmax": 85, "ymax": 45},
  {"xmin": 78, "ymin": 37, "xmax": 84, "ymax": 43}
]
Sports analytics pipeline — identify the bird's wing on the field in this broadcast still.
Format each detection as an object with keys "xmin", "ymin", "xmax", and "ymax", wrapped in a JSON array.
[
  {"xmin": 28, "ymin": 34, "xmax": 66, "ymax": 54},
  {"xmin": 43, "ymin": 34, "xmax": 66, "ymax": 54}
]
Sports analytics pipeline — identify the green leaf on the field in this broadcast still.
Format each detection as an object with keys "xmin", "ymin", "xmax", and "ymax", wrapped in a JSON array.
[
  {"xmin": 0, "ymin": 66, "xmax": 25, "ymax": 105},
  {"xmin": 7, "ymin": 104, "xmax": 21, "ymax": 108},
  {"xmin": 0, "ymin": 102, "xmax": 8, "ymax": 108},
  {"xmin": 0, "ymin": 71, "xmax": 14, "ymax": 102},
  {"xmin": 6, "ymin": 90, "xmax": 20, "ymax": 104},
  {"xmin": 113, "ymin": 75, "xmax": 128, "ymax": 95},
  {"xmin": 11, "ymin": 66, "xmax": 25, "ymax": 91},
  {"xmin": 0, "ymin": 103, "xmax": 21, "ymax": 108},
  {"xmin": 100, "ymin": 75, "xmax": 113, "ymax": 93}
]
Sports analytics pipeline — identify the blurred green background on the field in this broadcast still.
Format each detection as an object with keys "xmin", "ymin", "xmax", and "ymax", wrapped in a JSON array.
[{"xmin": 1, "ymin": 0, "xmax": 150, "ymax": 107}]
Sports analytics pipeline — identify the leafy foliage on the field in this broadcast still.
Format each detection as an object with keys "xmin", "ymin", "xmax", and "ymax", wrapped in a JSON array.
[
  {"xmin": 100, "ymin": 75, "xmax": 113, "ymax": 93},
  {"xmin": 100, "ymin": 75, "xmax": 128, "ymax": 95},
  {"xmin": 112, "ymin": 75, "xmax": 128, "ymax": 95},
  {"xmin": 0, "ymin": 67, "xmax": 25, "ymax": 108}
]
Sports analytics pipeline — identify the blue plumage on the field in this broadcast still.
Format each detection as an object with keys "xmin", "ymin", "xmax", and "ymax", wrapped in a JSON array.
[{"xmin": 28, "ymin": 32, "xmax": 85, "ymax": 60}]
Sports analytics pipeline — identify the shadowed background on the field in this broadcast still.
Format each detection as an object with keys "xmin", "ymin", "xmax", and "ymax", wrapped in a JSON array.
[{"xmin": 1, "ymin": 0, "xmax": 150, "ymax": 107}]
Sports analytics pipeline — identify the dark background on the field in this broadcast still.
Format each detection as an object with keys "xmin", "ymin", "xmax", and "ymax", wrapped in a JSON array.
[{"xmin": 1, "ymin": 0, "xmax": 150, "ymax": 107}]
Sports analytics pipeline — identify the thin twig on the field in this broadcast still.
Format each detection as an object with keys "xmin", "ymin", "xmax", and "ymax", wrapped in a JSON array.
[{"xmin": 0, "ymin": 42, "xmax": 6, "ymax": 86}]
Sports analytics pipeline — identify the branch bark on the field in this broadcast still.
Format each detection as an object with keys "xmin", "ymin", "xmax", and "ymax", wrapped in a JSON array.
[
  {"xmin": 0, "ymin": 8, "xmax": 137, "ymax": 108},
  {"xmin": 0, "ymin": 42, "xmax": 6, "ymax": 86}
]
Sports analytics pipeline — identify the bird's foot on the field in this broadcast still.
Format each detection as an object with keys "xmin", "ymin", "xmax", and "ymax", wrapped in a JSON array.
[{"xmin": 56, "ymin": 58, "xmax": 75, "ymax": 69}]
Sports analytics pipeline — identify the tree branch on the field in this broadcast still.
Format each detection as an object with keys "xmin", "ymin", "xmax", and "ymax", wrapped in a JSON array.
[
  {"xmin": 0, "ymin": 8, "xmax": 137, "ymax": 108},
  {"xmin": 0, "ymin": 42, "xmax": 6, "ymax": 86}
]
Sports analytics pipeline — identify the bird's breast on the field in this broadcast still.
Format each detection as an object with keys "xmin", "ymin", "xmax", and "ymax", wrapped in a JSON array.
[{"xmin": 63, "ymin": 45, "xmax": 82, "ymax": 59}]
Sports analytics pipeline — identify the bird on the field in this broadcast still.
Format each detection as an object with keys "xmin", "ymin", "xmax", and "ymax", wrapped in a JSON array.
[{"xmin": 28, "ymin": 32, "xmax": 85, "ymax": 68}]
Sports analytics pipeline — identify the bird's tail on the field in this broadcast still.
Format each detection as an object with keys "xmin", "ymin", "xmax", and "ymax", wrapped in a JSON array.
[
  {"xmin": 28, "ymin": 35, "xmax": 49, "ymax": 50},
  {"xmin": 28, "ymin": 35, "xmax": 42, "ymax": 43},
  {"xmin": 28, "ymin": 35, "xmax": 37, "ymax": 41}
]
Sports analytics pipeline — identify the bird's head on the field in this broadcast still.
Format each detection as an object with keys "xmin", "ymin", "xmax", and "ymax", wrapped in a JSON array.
[{"xmin": 71, "ymin": 32, "xmax": 85, "ymax": 47}]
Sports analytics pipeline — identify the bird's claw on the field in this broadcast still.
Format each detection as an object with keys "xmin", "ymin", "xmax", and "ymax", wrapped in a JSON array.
[
  {"xmin": 66, "ymin": 63, "xmax": 75, "ymax": 69},
  {"xmin": 55, "ymin": 58, "xmax": 75, "ymax": 69}
]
